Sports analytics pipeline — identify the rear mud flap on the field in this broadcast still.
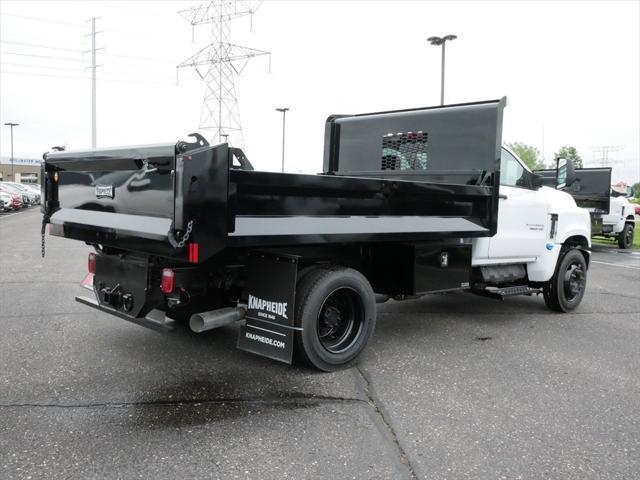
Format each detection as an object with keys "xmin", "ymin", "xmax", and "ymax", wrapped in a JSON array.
[{"xmin": 237, "ymin": 252, "xmax": 298, "ymax": 364}]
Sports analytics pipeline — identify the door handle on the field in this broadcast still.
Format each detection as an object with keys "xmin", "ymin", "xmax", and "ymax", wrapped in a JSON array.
[{"xmin": 499, "ymin": 194, "xmax": 508, "ymax": 200}]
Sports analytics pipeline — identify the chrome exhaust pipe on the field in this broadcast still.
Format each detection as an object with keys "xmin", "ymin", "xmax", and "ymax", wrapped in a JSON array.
[{"xmin": 189, "ymin": 306, "xmax": 245, "ymax": 333}]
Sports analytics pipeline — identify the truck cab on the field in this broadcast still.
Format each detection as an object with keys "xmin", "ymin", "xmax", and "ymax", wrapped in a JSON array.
[
  {"xmin": 472, "ymin": 146, "xmax": 591, "ymax": 310},
  {"xmin": 602, "ymin": 189, "xmax": 636, "ymax": 248}
]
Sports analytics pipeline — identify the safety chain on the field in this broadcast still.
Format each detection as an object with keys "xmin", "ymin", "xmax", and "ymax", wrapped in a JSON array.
[
  {"xmin": 41, "ymin": 214, "xmax": 50, "ymax": 258},
  {"xmin": 168, "ymin": 219, "xmax": 194, "ymax": 249}
]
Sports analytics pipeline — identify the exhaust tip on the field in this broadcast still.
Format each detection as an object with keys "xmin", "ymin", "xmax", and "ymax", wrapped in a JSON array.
[
  {"xmin": 189, "ymin": 306, "xmax": 245, "ymax": 333},
  {"xmin": 189, "ymin": 314, "xmax": 206, "ymax": 333}
]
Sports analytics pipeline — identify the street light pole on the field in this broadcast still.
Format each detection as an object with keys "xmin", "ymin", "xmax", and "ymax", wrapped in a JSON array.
[
  {"xmin": 427, "ymin": 34, "xmax": 457, "ymax": 105},
  {"xmin": 4, "ymin": 122, "xmax": 19, "ymax": 180},
  {"xmin": 275, "ymin": 107, "xmax": 290, "ymax": 173}
]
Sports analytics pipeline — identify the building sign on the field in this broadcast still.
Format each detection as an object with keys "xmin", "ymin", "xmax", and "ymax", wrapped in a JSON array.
[{"xmin": 0, "ymin": 156, "xmax": 42, "ymax": 166}]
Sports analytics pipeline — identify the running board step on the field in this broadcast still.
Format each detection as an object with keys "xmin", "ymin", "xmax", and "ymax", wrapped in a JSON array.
[{"xmin": 472, "ymin": 285, "xmax": 542, "ymax": 300}]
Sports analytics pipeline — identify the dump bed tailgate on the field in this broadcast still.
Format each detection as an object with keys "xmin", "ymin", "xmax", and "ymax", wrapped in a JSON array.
[{"xmin": 43, "ymin": 139, "xmax": 230, "ymax": 261}]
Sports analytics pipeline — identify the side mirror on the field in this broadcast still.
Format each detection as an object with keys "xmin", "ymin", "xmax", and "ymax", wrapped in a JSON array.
[
  {"xmin": 532, "ymin": 174, "xmax": 545, "ymax": 188},
  {"xmin": 556, "ymin": 158, "xmax": 577, "ymax": 190}
]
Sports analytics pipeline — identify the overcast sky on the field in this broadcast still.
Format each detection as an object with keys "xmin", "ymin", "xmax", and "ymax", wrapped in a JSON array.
[{"xmin": 1, "ymin": 0, "xmax": 638, "ymax": 183}]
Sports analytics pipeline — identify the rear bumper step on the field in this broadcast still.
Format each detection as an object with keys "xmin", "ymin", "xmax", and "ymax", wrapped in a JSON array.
[
  {"xmin": 75, "ymin": 295, "xmax": 175, "ymax": 332},
  {"xmin": 472, "ymin": 285, "xmax": 542, "ymax": 300}
]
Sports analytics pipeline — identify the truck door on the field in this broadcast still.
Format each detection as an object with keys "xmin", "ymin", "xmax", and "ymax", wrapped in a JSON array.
[{"xmin": 488, "ymin": 148, "xmax": 548, "ymax": 261}]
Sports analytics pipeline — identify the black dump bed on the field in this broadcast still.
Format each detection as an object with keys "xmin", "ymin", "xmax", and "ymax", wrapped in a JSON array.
[
  {"xmin": 42, "ymin": 98, "xmax": 505, "ymax": 263},
  {"xmin": 535, "ymin": 166, "xmax": 612, "ymax": 214}
]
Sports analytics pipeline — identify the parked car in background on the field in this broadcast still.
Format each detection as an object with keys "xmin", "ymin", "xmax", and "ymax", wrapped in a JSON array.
[
  {"xmin": 0, "ymin": 191, "xmax": 14, "ymax": 211},
  {"xmin": 21, "ymin": 184, "xmax": 42, "ymax": 205},
  {"xmin": 3, "ymin": 182, "xmax": 40, "ymax": 205},
  {"xmin": 0, "ymin": 183, "xmax": 30, "ymax": 207},
  {"xmin": 0, "ymin": 185, "xmax": 24, "ymax": 210}
]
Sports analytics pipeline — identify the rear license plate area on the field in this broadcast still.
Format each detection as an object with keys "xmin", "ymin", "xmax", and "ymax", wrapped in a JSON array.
[{"xmin": 94, "ymin": 254, "xmax": 149, "ymax": 317}]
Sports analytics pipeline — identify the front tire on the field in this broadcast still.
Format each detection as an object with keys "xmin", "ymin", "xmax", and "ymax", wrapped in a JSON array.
[
  {"xmin": 294, "ymin": 266, "xmax": 376, "ymax": 371},
  {"xmin": 617, "ymin": 223, "xmax": 634, "ymax": 249},
  {"xmin": 543, "ymin": 249, "xmax": 587, "ymax": 312}
]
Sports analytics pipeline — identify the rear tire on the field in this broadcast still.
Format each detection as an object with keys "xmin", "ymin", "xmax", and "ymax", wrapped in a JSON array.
[
  {"xmin": 543, "ymin": 249, "xmax": 587, "ymax": 312},
  {"xmin": 617, "ymin": 223, "xmax": 634, "ymax": 249},
  {"xmin": 294, "ymin": 266, "xmax": 376, "ymax": 371}
]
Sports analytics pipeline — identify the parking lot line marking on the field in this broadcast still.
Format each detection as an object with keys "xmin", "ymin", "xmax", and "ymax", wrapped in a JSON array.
[
  {"xmin": 0, "ymin": 212, "xmax": 20, "ymax": 219},
  {"xmin": 592, "ymin": 260, "xmax": 640, "ymax": 271}
]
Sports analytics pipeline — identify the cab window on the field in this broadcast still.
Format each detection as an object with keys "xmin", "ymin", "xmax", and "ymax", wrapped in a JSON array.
[{"xmin": 500, "ymin": 149, "xmax": 529, "ymax": 188}]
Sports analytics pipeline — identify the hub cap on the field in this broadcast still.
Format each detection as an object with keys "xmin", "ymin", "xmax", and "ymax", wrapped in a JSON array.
[
  {"xmin": 317, "ymin": 287, "xmax": 364, "ymax": 354},
  {"xmin": 563, "ymin": 263, "xmax": 585, "ymax": 301}
]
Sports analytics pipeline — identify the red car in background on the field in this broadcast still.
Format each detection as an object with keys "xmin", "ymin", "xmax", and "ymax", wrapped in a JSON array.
[{"xmin": 0, "ymin": 185, "xmax": 24, "ymax": 210}]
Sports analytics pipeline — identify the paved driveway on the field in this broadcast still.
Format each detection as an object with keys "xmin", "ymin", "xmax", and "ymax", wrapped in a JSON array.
[{"xmin": 1, "ymin": 209, "xmax": 639, "ymax": 479}]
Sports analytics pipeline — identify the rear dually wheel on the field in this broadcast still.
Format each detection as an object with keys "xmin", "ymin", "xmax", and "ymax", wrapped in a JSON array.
[{"xmin": 294, "ymin": 266, "xmax": 376, "ymax": 371}]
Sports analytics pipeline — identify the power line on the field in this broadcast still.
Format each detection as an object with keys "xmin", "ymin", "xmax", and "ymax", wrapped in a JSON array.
[
  {"xmin": 1, "ymin": 70, "xmax": 85, "ymax": 80},
  {"xmin": 102, "ymin": 28, "xmax": 151, "ymax": 38},
  {"xmin": 100, "ymin": 59, "xmax": 174, "ymax": 70},
  {"xmin": 2, "ymin": 61, "xmax": 175, "ymax": 82},
  {"xmin": 97, "ymin": 75, "xmax": 177, "ymax": 86},
  {"xmin": 99, "ymin": 69, "xmax": 175, "ymax": 82},
  {"xmin": 177, "ymin": 1, "xmax": 270, "ymax": 147},
  {"xmin": 0, "ymin": 40, "xmax": 81, "ymax": 53},
  {"xmin": 93, "ymin": 1, "xmax": 175, "ymax": 20},
  {"xmin": 591, "ymin": 146, "xmax": 623, "ymax": 168},
  {"xmin": 1, "ymin": 62, "xmax": 84, "ymax": 72},
  {"xmin": 0, "ymin": 13, "xmax": 85, "ymax": 27},
  {"xmin": 0, "ymin": 51, "xmax": 86, "ymax": 62},
  {"xmin": 2, "ymin": 69, "xmax": 177, "ymax": 86},
  {"xmin": 102, "ymin": 52, "xmax": 176, "ymax": 63}
]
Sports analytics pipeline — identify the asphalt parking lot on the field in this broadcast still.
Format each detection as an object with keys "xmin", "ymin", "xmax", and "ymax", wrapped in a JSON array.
[{"xmin": 1, "ymin": 208, "xmax": 639, "ymax": 480}]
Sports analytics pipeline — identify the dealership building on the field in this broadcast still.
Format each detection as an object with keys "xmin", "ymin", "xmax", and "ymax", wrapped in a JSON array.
[{"xmin": 0, "ymin": 156, "xmax": 42, "ymax": 184}]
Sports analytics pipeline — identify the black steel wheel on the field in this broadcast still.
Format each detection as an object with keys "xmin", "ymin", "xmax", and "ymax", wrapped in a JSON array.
[
  {"xmin": 317, "ymin": 287, "xmax": 364, "ymax": 354},
  {"xmin": 543, "ymin": 249, "xmax": 587, "ymax": 312},
  {"xmin": 617, "ymin": 223, "xmax": 634, "ymax": 249},
  {"xmin": 294, "ymin": 266, "xmax": 376, "ymax": 371}
]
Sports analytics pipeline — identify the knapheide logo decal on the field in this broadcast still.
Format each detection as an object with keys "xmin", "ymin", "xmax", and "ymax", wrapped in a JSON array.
[
  {"xmin": 248, "ymin": 294, "xmax": 288, "ymax": 320},
  {"xmin": 245, "ymin": 331, "xmax": 285, "ymax": 349}
]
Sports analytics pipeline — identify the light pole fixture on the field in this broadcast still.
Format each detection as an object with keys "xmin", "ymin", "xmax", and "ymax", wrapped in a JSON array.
[
  {"xmin": 275, "ymin": 107, "xmax": 290, "ymax": 173},
  {"xmin": 4, "ymin": 122, "xmax": 19, "ymax": 180},
  {"xmin": 427, "ymin": 34, "xmax": 457, "ymax": 105}
]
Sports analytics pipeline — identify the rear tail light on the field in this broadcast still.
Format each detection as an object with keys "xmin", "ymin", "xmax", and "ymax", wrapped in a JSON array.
[
  {"xmin": 88, "ymin": 253, "xmax": 96, "ymax": 274},
  {"xmin": 161, "ymin": 268, "xmax": 175, "ymax": 293}
]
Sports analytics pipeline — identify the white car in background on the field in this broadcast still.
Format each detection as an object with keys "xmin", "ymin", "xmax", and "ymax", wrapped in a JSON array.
[
  {"xmin": 0, "ymin": 191, "xmax": 11, "ymax": 211},
  {"xmin": 22, "ymin": 184, "xmax": 42, "ymax": 204}
]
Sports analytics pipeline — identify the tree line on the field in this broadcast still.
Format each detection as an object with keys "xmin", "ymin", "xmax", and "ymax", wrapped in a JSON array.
[{"xmin": 506, "ymin": 142, "xmax": 583, "ymax": 170}]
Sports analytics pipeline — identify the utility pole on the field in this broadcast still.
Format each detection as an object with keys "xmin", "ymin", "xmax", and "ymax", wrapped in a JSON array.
[
  {"xmin": 4, "ymin": 122, "xmax": 19, "ymax": 180},
  {"xmin": 275, "ymin": 107, "xmax": 289, "ymax": 172},
  {"xmin": 85, "ymin": 17, "xmax": 101, "ymax": 148},
  {"xmin": 91, "ymin": 17, "xmax": 96, "ymax": 148},
  {"xmin": 427, "ymin": 34, "xmax": 457, "ymax": 105}
]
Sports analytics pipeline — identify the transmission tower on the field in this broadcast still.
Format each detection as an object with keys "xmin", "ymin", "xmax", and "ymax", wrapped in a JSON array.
[
  {"xmin": 177, "ymin": 1, "xmax": 270, "ymax": 147},
  {"xmin": 591, "ymin": 146, "xmax": 622, "ymax": 167}
]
